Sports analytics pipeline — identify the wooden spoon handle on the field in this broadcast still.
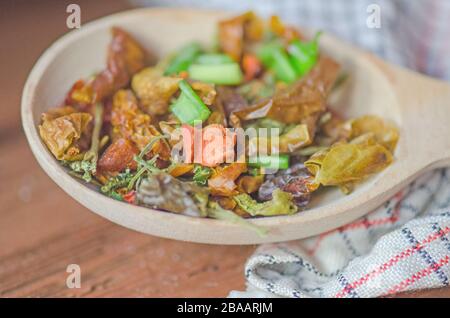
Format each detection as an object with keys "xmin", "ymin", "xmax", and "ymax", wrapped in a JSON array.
[{"xmin": 388, "ymin": 65, "xmax": 450, "ymax": 170}]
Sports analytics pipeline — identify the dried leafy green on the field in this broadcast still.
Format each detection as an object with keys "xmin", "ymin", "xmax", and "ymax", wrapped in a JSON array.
[
  {"xmin": 131, "ymin": 67, "xmax": 181, "ymax": 115},
  {"xmin": 71, "ymin": 102, "xmax": 104, "ymax": 181},
  {"xmin": 100, "ymin": 169, "xmax": 135, "ymax": 198},
  {"xmin": 39, "ymin": 108, "xmax": 92, "ymax": 161},
  {"xmin": 278, "ymin": 124, "xmax": 311, "ymax": 152},
  {"xmin": 136, "ymin": 172, "xmax": 209, "ymax": 217},
  {"xmin": 349, "ymin": 115, "xmax": 399, "ymax": 153},
  {"xmin": 305, "ymin": 142, "xmax": 393, "ymax": 188},
  {"xmin": 234, "ymin": 188, "xmax": 298, "ymax": 216},
  {"xmin": 69, "ymin": 160, "xmax": 97, "ymax": 183},
  {"xmin": 236, "ymin": 175, "xmax": 264, "ymax": 194},
  {"xmin": 234, "ymin": 56, "xmax": 340, "ymax": 125},
  {"xmin": 127, "ymin": 152, "xmax": 162, "ymax": 191},
  {"xmin": 192, "ymin": 165, "xmax": 213, "ymax": 186}
]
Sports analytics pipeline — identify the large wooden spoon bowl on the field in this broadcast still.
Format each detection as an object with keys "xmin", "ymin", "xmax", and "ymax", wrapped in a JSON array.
[{"xmin": 22, "ymin": 8, "xmax": 450, "ymax": 244}]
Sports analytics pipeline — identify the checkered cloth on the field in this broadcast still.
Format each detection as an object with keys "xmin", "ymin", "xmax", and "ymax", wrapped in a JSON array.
[
  {"xmin": 133, "ymin": 0, "xmax": 450, "ymax": 297},
  {"xmin": 229, "ymin": 169, "xmax": 450, "ymax": 298}
]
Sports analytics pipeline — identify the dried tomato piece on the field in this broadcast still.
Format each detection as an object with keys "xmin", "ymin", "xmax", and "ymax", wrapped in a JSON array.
[
  {"xmin": 242, "ymin": 53, "xmax": 262, "ymax": 81},
  {"xmin": 208, "ymin": 163, "xmax": 247, "ymax": 196},
  {"xmin": 181, "ymin": 124, "xmax": 236, "ymax": 167},
  {"xmin": 218, "ymin": 11, "xmax": 263, "ymax": 62},
  {"xmin": 122, "ymin": 190, "xmax": 136, "ymax": 204},
  {"xmin": 111, "ymin": 89, "xmax": 171, "ymax": 160},
  {"xmin": 97, "ymin": 138, "xmax": 139, "ymax": 173},
  {"xmin": 84, "ymin": 27, "xmax": 149, "ymax": 104}
]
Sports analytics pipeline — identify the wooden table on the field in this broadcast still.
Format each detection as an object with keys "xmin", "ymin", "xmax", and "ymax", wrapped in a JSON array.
[{"xmin": 0, "ymin": 0, "xmax": 448, "ymax": 298}]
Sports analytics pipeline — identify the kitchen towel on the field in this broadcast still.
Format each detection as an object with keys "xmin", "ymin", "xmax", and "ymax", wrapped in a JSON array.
[
  {"xmin": 229, "ymin": 168, "xmax": 450, "ymax": 297},
  {"xmin": 134, "ymin": 0, "xmax": 450, "ymax": 297}
]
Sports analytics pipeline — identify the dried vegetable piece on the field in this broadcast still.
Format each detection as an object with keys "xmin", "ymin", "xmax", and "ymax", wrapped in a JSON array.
[
  {"xmin": 305, "ymin": 143, "xmax": 393, "ymax": 188},
  {"xmin": 131, "ymin": 67, "xmax": 181, "ymax": 115},
  {"xmin": 111, "ymin": 89, "xmax": 170, "ymax": 160},
  {"xmin": 39, "ymin": 109, "xmax": 92, "ymax": 161},
  {"xmin": 136, "ymin": 172, "xmax": 209, "ymax": 217},
  {"xmin": 208, "ymin": 163, "xmax": 248, "ymax": 196},
  {"xmin": 258, "ymin": 163, "xmax": 316, "ymax": 208},
  {"xmin": 234, "ymin": 189, "xmax": 298, "ymax": 216}
]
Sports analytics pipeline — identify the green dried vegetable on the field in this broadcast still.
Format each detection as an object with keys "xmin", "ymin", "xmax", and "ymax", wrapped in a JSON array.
[
  {"xmin": 305, "ymin": 142, "xmax": 393, "ymax": 188},
  {"xmin": 234, "ymin": 189, "xmax": 298, "ymax": 216},
  {"xmin": 101, "ymin": 169, "xmax": 134, "ymax": 194},
  {"xmin": 67, "ymin": 102, "xmax": 104, "ymax": 183},
  {"xmin": 127, "ymin": 154, "xmax": 160, "ymax": 191},
  {"xmin": 136, "ymin": 172, "xmax": 209, "ymax": 217},
  {"xmin": 123, "ymin": 135, "xmax": 170, "ymax": 191},
  {"xmin": 69, "ymin": 160, "xmax": 97, "ymax": 183},
  {"xmin": 192, "ymin": 165, "xmax": 213, "ymax": 186}
]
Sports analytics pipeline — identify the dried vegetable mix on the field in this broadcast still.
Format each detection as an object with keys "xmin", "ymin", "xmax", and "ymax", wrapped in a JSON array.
[{"xmin": 38, "ymin": 13, "xmax": 399, "ymax": 235}]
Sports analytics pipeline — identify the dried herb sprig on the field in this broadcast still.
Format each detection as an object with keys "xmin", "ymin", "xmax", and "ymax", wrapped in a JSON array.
[{"xmin": 69, "ymin": 102, "xmax": 104, "ymax": 182}]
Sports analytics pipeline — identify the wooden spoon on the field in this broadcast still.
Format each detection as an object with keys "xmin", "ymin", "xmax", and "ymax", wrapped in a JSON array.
[{"xmin": 21, "ymin": 8, "xmax": 450, "ymax": 244}]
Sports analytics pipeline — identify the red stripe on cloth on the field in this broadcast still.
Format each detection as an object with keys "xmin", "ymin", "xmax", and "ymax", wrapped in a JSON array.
[
  {"xmin": 340, "ymin": 191, "xmax": 404, "ymax": 231},
  {"xmin": 334, "ymin": 226, "xmax": 450, "ymax": 298},
  {"xmin": 339, "ymin": 211, "xmax": 400, "ymax": 231},
  {"xmin": 384, "ymin": 255, "xmax": 450, "ymax": 296},
  {"xmin": 307, "ymin": 192, "xmax": 405, "ymax": 256}
]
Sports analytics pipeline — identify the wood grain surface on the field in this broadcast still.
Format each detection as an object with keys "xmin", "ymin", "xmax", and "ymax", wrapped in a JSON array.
[{"xmin": 0, "ymin": 0, "xmax": 448, "ymax": 298}]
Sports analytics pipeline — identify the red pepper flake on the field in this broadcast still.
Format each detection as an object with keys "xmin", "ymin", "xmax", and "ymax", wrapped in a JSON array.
[
  {"xmin": 242, "ymin": 54, "xmax": 262, "ymax": 81},
  {"xmin": 123, "ymin": 190, "xmax": 136, "ymax": 204},
  {"xmin": 179, "ymin": 71, "xmax": 189, "ymax": 79}
]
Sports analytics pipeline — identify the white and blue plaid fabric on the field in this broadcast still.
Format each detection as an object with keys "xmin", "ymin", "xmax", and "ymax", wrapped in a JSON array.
[
  {"xmin": 229, "ymin": 169, "xmax": 450, "ymax": 298},
  {"xmin": 133, "ymin": 0, "xmax": 450, "ymax": 297}
]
